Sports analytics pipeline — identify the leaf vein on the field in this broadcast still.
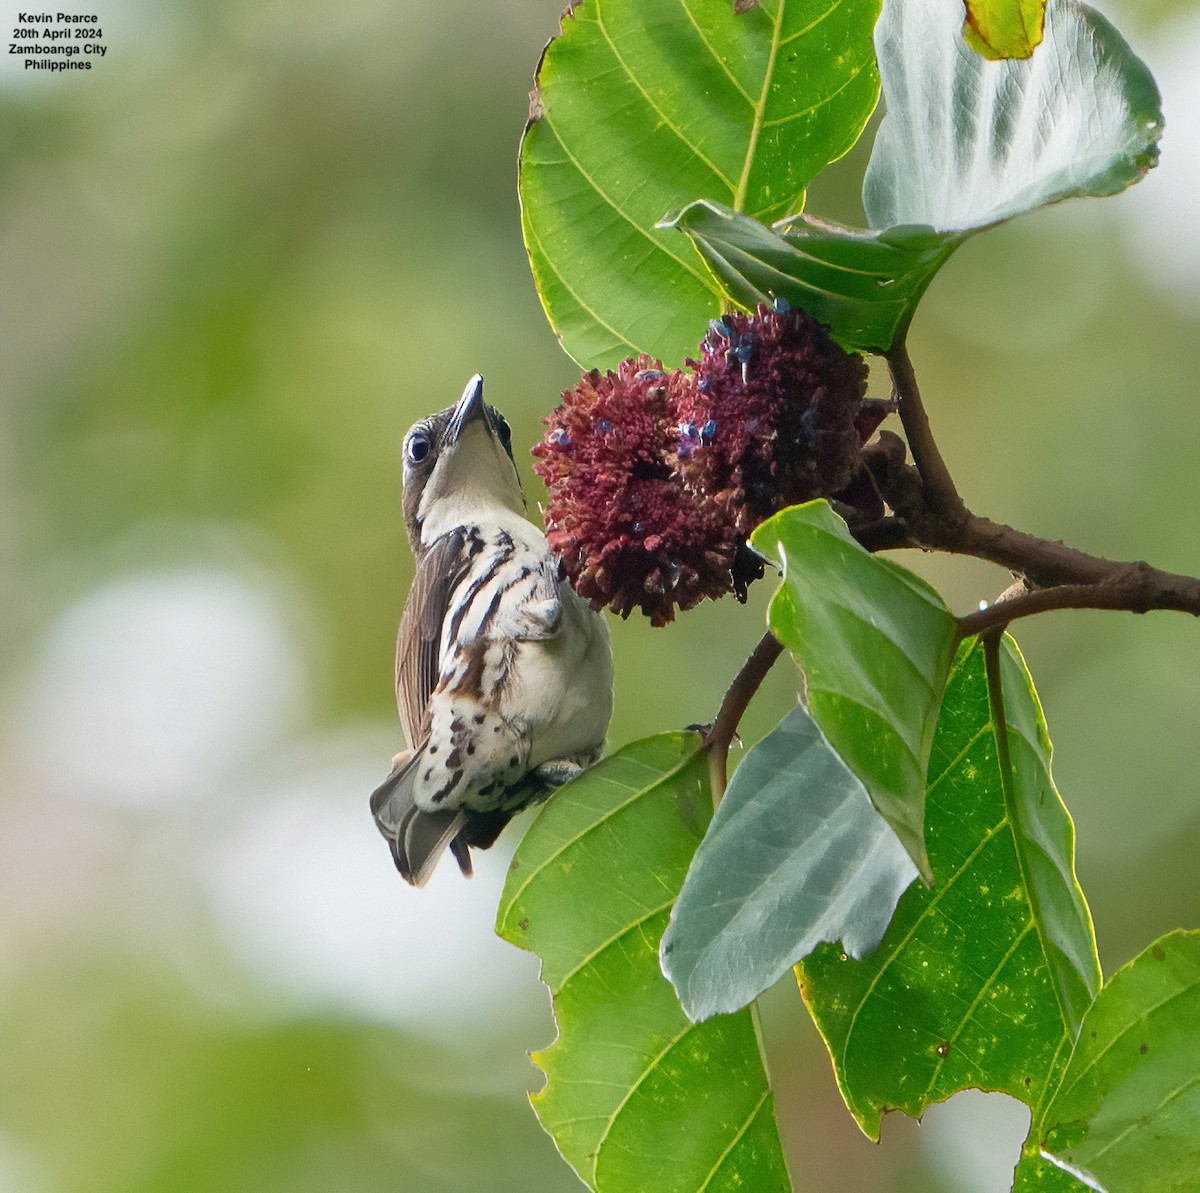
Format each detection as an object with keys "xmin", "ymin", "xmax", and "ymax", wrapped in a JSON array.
[
  {"xmin": 1084, "ymin": 1072, "xmax": 1200, "ymax": 1166},
  {"xmin": 499, "ymin": 743, "xmax": 701, "ymax": 919},
  {"xmin": 777, "ymin": 0, "xmax": 848, "ymax": 47},
  {"xmin": 557, "ymin": 899, "xmax": 676, "ymax": 991},
  {"xmin": 837, "ymin": 815, "xmax": 1010, "ymax": 1069},
  {"xmin": 1053, "ymin": 979, "xmax": 1200, "ymax": 1107},
  {"xmin": 593, "ymin": 0, "xmax": 737, "ymax": 193},
  {"xmin": 697, "ymin": 1086, "xmax": 772, "ymax": 1191},
  {"xmin": 676, "ymin": 0, "xmax": 756, "ymax": 104},
  {"xmin": 525, "ymin": 219, "xmax": 642, "ymax": 356},
  {"xmin": 591, "ymin": 1018, "xmax": 698, "ymax": 1166},
  {"xmin": 539, "ymin": 114, "xmax": 713, "ymax": 287},
  {"xmin": 926, "ymin": 724, "xmax": 990, "ymax": 796},
  {"xmin": 733, "ymin": 0, "xmax": 785, "ymax": 212},
  {"xmin": 921, "ymin": 920, "xmax": 1037, "ymax": 1100},
  {"xmin": 761, "ymin": 56, "xmax": 873, "ymax": 129}
]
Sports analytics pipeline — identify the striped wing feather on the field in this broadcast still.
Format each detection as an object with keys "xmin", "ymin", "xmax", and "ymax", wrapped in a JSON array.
[{"xmin": 394, "ymin": 529, "xmax": 469, "ymax": 750}]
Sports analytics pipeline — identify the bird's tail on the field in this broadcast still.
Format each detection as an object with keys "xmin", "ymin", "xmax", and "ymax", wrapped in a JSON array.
[{"xmin": 370, "ymin": 751, "xmax": 469, "ymax": 887}]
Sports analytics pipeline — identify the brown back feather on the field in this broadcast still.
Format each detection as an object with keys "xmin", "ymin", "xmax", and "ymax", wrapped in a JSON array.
[{"xmin": 394, "ymin": 528, "xmax": 472, "ymax": 750}]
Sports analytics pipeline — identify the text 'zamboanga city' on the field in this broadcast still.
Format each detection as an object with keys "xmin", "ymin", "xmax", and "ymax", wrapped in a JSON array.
[{"xmin": 10, "ymin": 12, "xmax": 106, "ymax": 71}]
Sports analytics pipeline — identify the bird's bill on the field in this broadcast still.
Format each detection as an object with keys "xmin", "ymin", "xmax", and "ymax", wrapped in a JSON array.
[
  {"xmin": 447, "ymin": 374, "xmax": 491, "ymax": 445},
  {"xmin": 413, "ymin": 371, "xmax": 525, "ymax": 541}
]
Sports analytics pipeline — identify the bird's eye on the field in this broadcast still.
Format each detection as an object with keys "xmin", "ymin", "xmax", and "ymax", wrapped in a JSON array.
[{"xmin": 406, "ymin": 432, "xmax": 431, "ymax": 464}]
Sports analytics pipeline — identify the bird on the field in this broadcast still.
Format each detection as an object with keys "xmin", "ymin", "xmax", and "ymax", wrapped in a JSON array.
[{"xmin": 370, "ymin": 375, "xmax": 614, "ymax": 886}]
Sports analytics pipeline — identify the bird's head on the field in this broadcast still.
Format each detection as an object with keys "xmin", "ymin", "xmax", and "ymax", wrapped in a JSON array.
[{"xmin": 401, "ymin": 375, "xmax": 525, "ymax": 550}]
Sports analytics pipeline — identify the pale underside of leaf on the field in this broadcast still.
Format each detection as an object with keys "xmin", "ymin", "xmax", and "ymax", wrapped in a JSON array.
[
  {"xmin": 662, "ymin": 703, "xmax": 919, "ymax": 1021},
  {"xmin": 663, "ymin": 0, "xmax": 1161, "ymax": 352},
  {"xmin": 865, "ymin": 0, "xmax": 1162, "ymax": 232}
]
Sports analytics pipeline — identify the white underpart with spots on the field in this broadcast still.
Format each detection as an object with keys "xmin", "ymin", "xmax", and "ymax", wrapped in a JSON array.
[{"xmin": 413, "ymin": 510, "xmax": 611, "ymax": 814}]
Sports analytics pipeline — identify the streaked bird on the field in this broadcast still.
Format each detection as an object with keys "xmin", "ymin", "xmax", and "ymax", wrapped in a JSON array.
[{"xmin": 371, "ymin": 375, "xmax": 613, "ymax": 885}]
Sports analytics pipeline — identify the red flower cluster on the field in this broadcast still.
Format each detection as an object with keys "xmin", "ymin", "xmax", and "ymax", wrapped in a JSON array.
[
  {"xmin": 678, "ymin": 306, "xmax": 868, "ymax": 535},
  {"xmin": 534, "ymin": 305, "xmax": 882, "ymax": 624},
  {"xmin": 532, "ymin": 357, "xmax": 737, "ymax": 626}
]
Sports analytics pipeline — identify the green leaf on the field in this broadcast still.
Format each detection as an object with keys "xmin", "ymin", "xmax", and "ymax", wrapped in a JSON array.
[
  {"xmin": 497, "ymin": 733, "xmax": 790, "ymax": 1193},
  {"xmin": 751, "ymin": 501, "xmax": 958, "ymax": 880},
  {"xmin": 662, "ymin": 704, "xmax": 919, "ymax": 1022},
  {"xmin": 1011, "ymin": 1152, "xmax": 1092, "ymax": 1193},
  {"xmin": 663, "ymin": 201, "xmax": 961, "ymax": 352},
  {"xmin": 520, "ymin": 0, "xmax": 883, "ymax": 369},
  {"xmin": 1016, "ymin": 929, "xmax": 1200, "ymax": 1192},
  {"xmin": 866, "ymin": 0, "xmax": 1162, "ymax": 233},
  {"xmin": 961, "ymin": 0, "xmax": 1046, "ymax": 60},
  {"xmin": 798, "ymin": 637, "xmax": 1101, "ymax": 1139},
  {"xmin": 666, "ymin": 0, "xmax": 1161, "ymax": 352}
]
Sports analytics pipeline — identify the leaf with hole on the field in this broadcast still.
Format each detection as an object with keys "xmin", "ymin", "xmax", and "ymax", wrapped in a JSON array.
[
  {"xmin": 497, "ymin": 733, "xmax": 790, "ymax": 1192},
  {"xmin": 521, "ymin": 0, "xmax": 883, "ymax": 369},
  {"xmin": 661, "ymin": 703, "xmax": 919, "ymax": 1022},
  {"xmin": 799, "ymin": 637, "xmax": 1100, "ymax": 1139}
]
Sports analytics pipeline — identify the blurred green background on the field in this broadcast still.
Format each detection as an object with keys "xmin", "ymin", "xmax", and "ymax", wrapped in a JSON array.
[{"xmin": 2, "ymin": 1, "xmax": 1198, "ymax": 1189}]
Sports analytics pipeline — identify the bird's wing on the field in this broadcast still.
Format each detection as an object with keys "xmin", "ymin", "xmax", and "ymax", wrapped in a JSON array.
[
  {"xmin": 394, "ymin": 528, "xmax": 471, "ymax": 750},
  {"xmin": 485, "ymin": 544, "xmax": 566, "ymax": 641}
]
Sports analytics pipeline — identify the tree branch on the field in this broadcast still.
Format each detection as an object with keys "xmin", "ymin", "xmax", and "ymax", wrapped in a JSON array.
[
  {"xmin": 704, "ymin": 631, "xmax": 784, "ymax": 802},
  {"xmin": 861, "ymin": 363, "xmax": 1200, "ymax": 624},
  {"xmin": 886, "ymin": 341, "xmax": 968, "ymax": 523},
  {"xmin": 957, "ymin": 568, "xmax": 1200, "ymax": 639},
  {"xmin": 902, "ymin": 502, "xmax": 1200, "ymax": 621},
  {"xmin": 850, "ymin": 516, "xmax": 917, "ymax": 554}
]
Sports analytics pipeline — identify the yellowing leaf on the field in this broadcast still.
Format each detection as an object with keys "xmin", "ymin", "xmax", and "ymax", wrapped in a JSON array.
[{"xmin": 962, "ymin": 0, "xmax": 1046, "ymax": 60}]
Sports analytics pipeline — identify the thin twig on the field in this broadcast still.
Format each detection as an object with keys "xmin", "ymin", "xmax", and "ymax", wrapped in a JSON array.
[
  {"xmin": 850, "ymin": 516, "xmax": 917, "ymax": 554},
  {"xmin": 956, "ymin": 569, "xmax": 1200, "ymax": 640},
  {"xmin": 867, "ymin": 353, "xmax": 1200, "ymax": 620},
  {"xmin": 923, "ymin": 510, "xmax": 1200, "ymax": 618},
  {"xmin": 941, "ymin": 513, "xmax": 1141, "ymax": 588},
  {"xmin": 886, "ymin": 340, "xmax": 968, "ymax": 523},
  {"xmin": 704, "ymin": 631, "xmax": 785, "ymax": 802}
]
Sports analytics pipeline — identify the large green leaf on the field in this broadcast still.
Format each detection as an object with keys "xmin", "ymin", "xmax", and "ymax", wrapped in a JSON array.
[
  {"xmin": 669, "ymin": 0, "xmax": 1161, "ymax": 352},
  {"xmin": 751, "ymin": 501, "xmax": 958, "ymax": 880},
  {"xmin": 799, "ymin": 637, "xmax": 1101, "ymax": 1139},
  {"xmin": 661, "ymin": 704, "xmax": 918, "ymax": 1022},
  {"xmin": 962, "ymin": 0, "xmax": 1046, "ymax": 60},
  {"xmin": 1015, "ymin": 929, "xmax": 1200, "ymax": 1192},
  {"xmin": 663, "ymin": 201, "xmax": 961, "ymax": 352},
  {"xmin": 521, "ymin": 0, "xmax": 883, "ymax": 369},
  {"xmin": 497, "ymin": 734, "xmax": 790, "ymax": 1192}
]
